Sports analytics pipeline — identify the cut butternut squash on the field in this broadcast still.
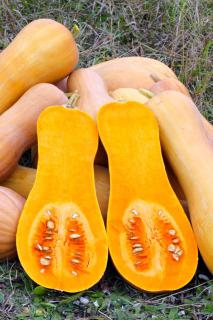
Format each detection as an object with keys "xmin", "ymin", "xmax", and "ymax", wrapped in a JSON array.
[
  {"xmin": 17, "ymin": 107, "xmax": 108, "ymax": 292},
  {"xmin": 98, "ymin": 101, "xmax": 198, "ymax": 292}
]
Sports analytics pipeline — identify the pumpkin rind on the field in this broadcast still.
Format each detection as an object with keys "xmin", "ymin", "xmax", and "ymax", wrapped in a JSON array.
[
  {"xmin": 0, "ymin": 19, "xmax": 78, "ymax": 113},
  {"xmin": 16, "ymin": 107, "xmax": 108, "ymax": 292},
  {"xmin": 98, "ymin": 101, "xmax": 198, "ymax": 292}
]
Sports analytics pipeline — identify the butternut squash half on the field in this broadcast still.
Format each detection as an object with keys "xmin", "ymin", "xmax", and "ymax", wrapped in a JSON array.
[
  {"xmin": 98, "ymin": 101, "xmax": 198, "ymax": 292},
  {"xmin": 17, "ymin": 107, "xmax": 108, "ymax": 292}
]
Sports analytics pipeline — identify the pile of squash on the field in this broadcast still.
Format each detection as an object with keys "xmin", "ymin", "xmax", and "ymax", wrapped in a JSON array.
[{"xmin": 0, "ymin": 19, "xmax": 212, "ymax": 293}]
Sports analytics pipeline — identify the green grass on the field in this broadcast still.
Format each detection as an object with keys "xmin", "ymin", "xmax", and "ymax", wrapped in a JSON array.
[{"xmin": 0, "ymin": 0, "xmax": 213, "ymax": 319}]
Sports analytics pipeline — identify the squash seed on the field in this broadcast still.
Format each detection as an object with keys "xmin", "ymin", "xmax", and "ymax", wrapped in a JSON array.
[
  {"xmin": 168, "ymin": 244, "xmax": 176, "ymax": 252},
  {"xmin": 72, "ymin": 213, "xmax": 79, "ymax": 219},
  {"xmin": 44, "ymin": 256, "xmax": 51, "ymax": 260},
  {"xmin": 131, "ymin": 209, "xmax": 139, "ymax": 215},
  {"xmin": 130, "ymin": 236, "xmax": 139, "ymax": 240},
  {"xmin": 43, "ymin": 246, "xmax": 50, "ymax": 251},
  {"xmin": 40, "ymin": 257, "xmax": 50, "ymax": 266},
  {"xmin": 172, "ymin": 238, "xmax": 179, "ymax": 244},
  {"xmin": 135, "ymin": 261, "xmax": 142, "ymax": 265},
  {"xmin": 158, "ymin": 210, "xmax": 163, "ymax": 216},
  {"xmin": 129, "ymin": 219, "xmax": 135, "ymax": 224},
  {"xmin": 47, "ymin": 210, "xmax": 52, "ymax": 216},
  {"xmin": 132, "ymin": 243, "xmax": 142, "ymax": 248},
  {"xmin": 35, "ymin": 244, "xmax": 43, "ymax": 251},
  {"xmin": 172, "ymin": 253, "xmax": 179, "ymax": 261},
  {"xmin": 71, "ymin": 270, "xmax": 78, "ymax": 276},
  {"xmin": 168, "ymin": 229, "xmax": 176, "ymax": 236},
  {"xmin": 44, "ymin": 237, "xmax": 53, "ymax": 240},
  {"xmin": 40, "ymin": 268, "xmax": 45, "ymax": 273},
  {"xmin": 70, "ymin": 234, "xmax": 81, "ymax": 239},
  {"xmin": 71, "ymin": 258, "xmax": 80, "ymax": 264},
  {"xmin": 47, "ymin": 220, "xmax": 54, "ymax": 230},
  {"xmin": 133, "ymin": 247, "xmax": 143, "ymax": 254}
]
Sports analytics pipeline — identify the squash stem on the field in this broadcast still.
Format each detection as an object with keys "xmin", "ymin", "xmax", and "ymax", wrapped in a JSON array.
[
  {"xmin": 65, "ymin": 91, "xmax": 80, "ymax": 108},
  {"xmin": 138, "ymin": 88, "xmax": 155, "ymax": 99}
]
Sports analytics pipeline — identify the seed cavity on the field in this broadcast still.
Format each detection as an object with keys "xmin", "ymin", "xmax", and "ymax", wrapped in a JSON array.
[
  {"xmin": 47, "ymin": 220, "xmax": 55, "ymax": 230},
  {"xmin": 40, "ymin": 257, "xmax": 50, "ymax": 266},
  {"xmin": 71, "ymin": 258, "xmax": 80, "ymax": 264},
  {"xmin": 71, "ymin": 270, "xmax": 78, "ymax": 276},
  {"xmin": 72, "ymin": 213, "xmax": 79, "ymax": 219},
  {"xmin": 168, "ymin": 229, "xmax": 176, "ymax": 236},
  {"xmin": 70, "ymin": 234, "xmax": 81, "ymax": 239},
  {"xmin": 133, "ymin": 247, "xmax": 143, "ymax": 254},
  {"xmin": 168, "ymin": 244, "xmax": 176, "ymax": 252}
]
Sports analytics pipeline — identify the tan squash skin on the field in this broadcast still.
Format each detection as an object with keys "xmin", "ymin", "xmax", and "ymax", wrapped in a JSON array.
[
  {"xmin": 55, "ymin": 77, "xmax": 68, "ymax": 92},
  {"xmin": 0, "ymin": 19, "xmax": 78, "ymax": 113},
  {"xmin": 90, "ymin": 57, "xmax": 177, "ymax": 91},
  {"xmin": 147, "ymin": 91, "xmax": 213, "ymax": 273},
  {"xmin": 0, "ymin": 187, "xmax": 25, "ymax": 260},
  {"xmin": 150, "ymin": 78, "xmax": 213, "ymax": 142},
  {"xmin": 3, "ymin": 165, "xmax": 110, "ymax": 221},
  {"xmin": 0, "ymin": 83, "xmax": 67, "ymax": 181}
]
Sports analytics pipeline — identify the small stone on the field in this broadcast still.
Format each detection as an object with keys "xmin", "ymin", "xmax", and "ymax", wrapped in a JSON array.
[{"xmin": 80, "ymin": 297, "xmax": 89, "ymax": 305}]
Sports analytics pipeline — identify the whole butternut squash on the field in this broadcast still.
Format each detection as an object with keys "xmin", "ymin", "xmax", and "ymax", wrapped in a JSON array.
[
  {"xmin": 90, "ymin": 57, "xmax": 177, "ymax": 91},
  {"xmin": 0, "ymin": 187, "xmax": 25, "ymax": 260},
  {"xmin": 98, "ymin": 101, "xmax": 197, "ymax": 292},
  {"xmin": 150, "ymin": 78, "xmax": 213, "ymax": 141},
  {"xmin": 2, "ymin": 165, "xmax": 109, "ymax": 221},
  {"xmin": 0, "ymin": 19, "xmax": 78, "ymax": 113},
  {"xmin": 146, "ymin": 91, "xmax": 213, "ymax": 273},
  {"xmin": 0, "ymin": 83, "xmax": 67, "ymax": 181}
]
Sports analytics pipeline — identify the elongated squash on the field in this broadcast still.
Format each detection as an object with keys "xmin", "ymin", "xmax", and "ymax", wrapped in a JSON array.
[
  {"xmin": 90, "ymin": 57, "xmax": 177, "ymax": 91},
  {"xmin": 0, "ymin": 19, "xmax": 78, "ymax": 113},
  {"xmin": 0, "ymin": 187, "xmax": 25, "ymax": 260},
  {"xmin": 98, "ymin": 101, "xmax": 197, "ymax": 292},
  {"xmin": 150, "ymin": 78, "xmax": 213, "ymax": 141},
  {"xmin": 0, "ymin": 83, "xmax": 67, "ymax": 181},
  {"xmin": 146, "ymin": 91, "xmax": 213, "ymax": 273},
  {"xmin": 3, "ymin": 165, "xmax": 109, "ymax": 221},
  {"xmin": 17, "ymin": 107, "xmax": 108, "ymax": 292}
]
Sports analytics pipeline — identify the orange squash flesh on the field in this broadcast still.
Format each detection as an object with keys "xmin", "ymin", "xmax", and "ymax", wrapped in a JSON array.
[
  {"xmin": 98, "ymin": 101, "xmax": 198, "ymax": 292},
  {"xmin": 3, "ymin": 165, "xmax": 109, "ymax": 222},
  {"xmin": 17, "ymin": 107, "xmax": 108, "ymax": 292}
]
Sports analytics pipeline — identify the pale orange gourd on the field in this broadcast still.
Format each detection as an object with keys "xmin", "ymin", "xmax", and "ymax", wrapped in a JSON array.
[
  {"xmin": 0, "ymin": 83, "xmax": 67, "ymax": 181},
  {"xmin": 146, "ymin": 91, "xmax": 213, "ymax": 273},
  {"xmin": 0, "ymin": 187, "xmax": 25, "ymax": 260},
  {"xmin": 0, "ymin": 19, "xmax": 78, "ymax": 113},
  {"xmin": 90, "ymin": 57, "xmax": 177, "ymax": 91},
  {"xmin": 2, "ymin": 165, "xmax": 109, "ymax": 221},
  {"xmin": 17, "ymin": 106, "xmax": 108, "ymax": 292},
  {"xmin": 55, "ymin": 77, "xmax": 68, "ymax": 93},
  {"xmin": 98, "ymin": 101, "xmax": 197, "ymax": 292}
]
